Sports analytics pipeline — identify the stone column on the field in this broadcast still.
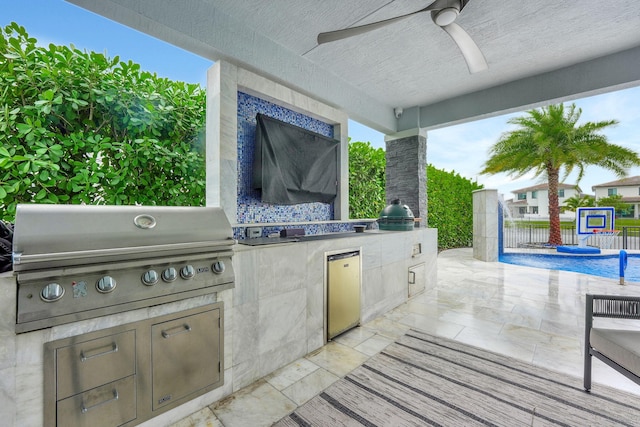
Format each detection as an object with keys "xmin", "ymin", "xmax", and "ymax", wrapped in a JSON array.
[
  {"xmin": 473, "ymin": 189, "xmax": 499, "ymax": 262},
  {"xmin": 384, "ymin": 129, "xmax": 427, "ymax": 225}
]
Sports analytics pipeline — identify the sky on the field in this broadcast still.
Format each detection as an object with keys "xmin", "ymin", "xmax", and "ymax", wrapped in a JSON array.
[{"xmin": 3, "ymin": 1, "xmax": 640, "ymax": 200}]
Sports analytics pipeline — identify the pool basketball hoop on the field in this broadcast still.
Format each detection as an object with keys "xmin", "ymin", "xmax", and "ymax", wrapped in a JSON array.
[
  {"xmin": 576, "ymin": 207, "xmax": 616, "ymax": 249},
  {"xmin": 593, "ymin": 229, "xmax": 620, "ymax": 250}
]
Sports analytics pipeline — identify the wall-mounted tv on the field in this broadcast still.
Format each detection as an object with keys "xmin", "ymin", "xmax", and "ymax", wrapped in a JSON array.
[{"xmin": 252, "ymin": 113, "xmax": 339, "ymax": 205}]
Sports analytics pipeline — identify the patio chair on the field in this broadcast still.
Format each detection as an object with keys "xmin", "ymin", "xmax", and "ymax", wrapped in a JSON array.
[{"xmin": 584, "ymin": 294, "xmax": 640, "ymax": 391}]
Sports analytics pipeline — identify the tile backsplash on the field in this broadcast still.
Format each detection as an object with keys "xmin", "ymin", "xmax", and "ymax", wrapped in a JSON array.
[
  {"xmin": 234, "ymin": 92, "xmax": 372, "ymax": 240},
  {"xmin": 236, "ymin": 92, "xmax": 335, "ymax": 223}
]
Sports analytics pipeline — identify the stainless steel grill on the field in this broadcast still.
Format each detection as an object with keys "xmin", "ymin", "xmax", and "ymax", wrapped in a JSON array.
[{"xmin": 13, "ymin": 204, "xmax": 235, "ymax": 333}]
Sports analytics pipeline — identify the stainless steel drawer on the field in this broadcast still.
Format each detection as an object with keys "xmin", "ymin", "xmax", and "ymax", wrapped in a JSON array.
[
  {"xmin": 57, "ymin": 374, "xmax": 136, "ymax": 427},
  {"xmin": 151, "ymin": 307, "xmax": 221, "ymax": 410},
  {"xmin": 56, "ymin": 330, "xmax": 136, "ymax": 399},
  {"xmin": 44, "ymin": 302, "xmax": 224, "ymax": 427}
]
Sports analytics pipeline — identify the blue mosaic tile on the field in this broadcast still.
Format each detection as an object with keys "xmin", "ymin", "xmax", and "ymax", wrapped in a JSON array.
[{"xmin": 236, "ymin": 92, "xmax": 335, "ymax": 225}]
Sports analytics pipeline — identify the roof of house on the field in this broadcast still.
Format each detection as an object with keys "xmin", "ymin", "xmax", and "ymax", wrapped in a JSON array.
[
  {"xmin": 511, "ymin": 183, "xmax": 581, "ymax": 194},
  {"xmin": 592, "ymin": 176, "xmax": 640, "ymax": 189}
]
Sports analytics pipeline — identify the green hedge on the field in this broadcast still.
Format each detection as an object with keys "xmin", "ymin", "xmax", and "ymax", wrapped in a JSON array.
[
  {"xmin": 1, "ymin": 23, "xmax": 482, "ymax": 250},
  {"xmin": 348, "ymin": 140, "xmax": 482, "ymax": 250},
  {"xmin": 427, "ymin": 165, "xmax": 483, "ymax": 249},
  {"xmin": 348, "ymin": 140, "xmax": 386, "ymax": 219},
  {"xmin": 0, "ymin": 23, "xmax": 206, "ymax": 221}
]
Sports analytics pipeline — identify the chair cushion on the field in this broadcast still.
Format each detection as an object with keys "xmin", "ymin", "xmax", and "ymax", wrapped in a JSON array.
[{"xmin": 590, "ymin": 328, "xmax": 640, "ymax": 377}]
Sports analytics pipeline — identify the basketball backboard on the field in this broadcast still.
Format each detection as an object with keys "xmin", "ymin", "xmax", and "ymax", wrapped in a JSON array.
[{"xmin": 576, "ymin": 207, "xmax": 615, "ymax": 235}]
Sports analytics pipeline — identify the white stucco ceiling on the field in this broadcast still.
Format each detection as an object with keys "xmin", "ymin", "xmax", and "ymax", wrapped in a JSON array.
[{"xmin": 68, "ymin": 0, "xmax": 640, "ymax": 134}]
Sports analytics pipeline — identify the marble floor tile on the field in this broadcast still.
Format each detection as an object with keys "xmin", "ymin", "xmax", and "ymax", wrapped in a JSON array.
[
  {"xmin": 398, "ymin": 313, "xmax": 464, "ymax": 339},
  {"xmin": 454, "ymin": 326, "xmax": 537, "ymax": 363},
  {"xmin": 332, "ymin": 326, "xmax": 376, "ymax": 348},
  {"xmin": 264, "ymin": 358, "xmax": 320, "ymax": 391},
  {"xmin": 354, "ymin": 333, "xmax": 395, "ymax": 356},
  {"xmin": 210, "ymin": 380, "xmax": 296, "ymax": 427},
  {"xmin": 439, "ymin": 310, "xmax": 504, "ymax": 334},
  {"xmin": 500, "ymin": 323, "xmax": 555, "ymax": 344},
  {"xmin": 305, "ymin": 341, "xmax": 369, "ymax": 377},
  {"xmin": 591, "ymin": 359, "xmax": 640, "ymax": 395},
  {"xmin": 360, "ymin": 315, "xmax": 411, "ymax": 340},
  {"xmin": 171, "ymin": 407, "xmax": 223, "ymax": 427},
  {"xmin": 280, "ymin": 368, "xmax": 339, "ymax": 406},
  {"xmin": 174, "ymin": 247, "xmax": 640, "ymax": 427}
]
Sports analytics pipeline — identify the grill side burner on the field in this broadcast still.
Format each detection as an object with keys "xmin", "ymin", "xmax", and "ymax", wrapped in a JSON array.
[{"xmin": 13, "ymin": 204, "xmax": 235, "ymax": 333}]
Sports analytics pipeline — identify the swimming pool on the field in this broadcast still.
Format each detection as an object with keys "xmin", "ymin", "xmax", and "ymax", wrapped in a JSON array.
[{"xmin": 499, "ymin": 252, "xmax": 640, "ymax": 283}]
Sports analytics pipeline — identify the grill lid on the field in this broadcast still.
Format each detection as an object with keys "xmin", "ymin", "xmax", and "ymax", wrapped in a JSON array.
[
  {"xmin": 12, "ymin": 204, "xmax": 235, "ymax": 271},
  {"xmin": 377, "ymin": 199, "xmax": 415, "ymax": 231}
]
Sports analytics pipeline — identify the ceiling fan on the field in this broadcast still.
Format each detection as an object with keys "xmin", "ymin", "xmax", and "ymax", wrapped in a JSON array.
[{"xmin": 317, "ymin": 0, "xmax": 488, "ymax": 74}]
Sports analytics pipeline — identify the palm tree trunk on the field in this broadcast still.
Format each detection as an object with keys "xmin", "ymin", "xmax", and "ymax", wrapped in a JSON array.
[{"xmin": 547, "ymin": 167, "xmax": 562, "ymax": 246}]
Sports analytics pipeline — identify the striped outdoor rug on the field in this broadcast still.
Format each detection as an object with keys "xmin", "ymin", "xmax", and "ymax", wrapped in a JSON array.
[{"xmin": 274, "ymin": 329, "xmax": 640, "ymax": 426}]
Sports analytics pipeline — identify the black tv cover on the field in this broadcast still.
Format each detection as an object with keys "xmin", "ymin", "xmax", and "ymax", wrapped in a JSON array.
[{"xmin": 253, "ymin": 114, "xmax": 339, "ymax": 205}]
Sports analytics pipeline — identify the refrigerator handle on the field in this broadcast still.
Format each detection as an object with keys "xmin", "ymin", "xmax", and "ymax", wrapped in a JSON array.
[{"xmin": 328, "ymin": 251, "xmax": 360, "ymax": 261}]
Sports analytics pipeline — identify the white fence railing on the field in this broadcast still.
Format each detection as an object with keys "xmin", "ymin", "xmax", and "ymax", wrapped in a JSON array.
[{"xmin": 502, "ymin": 225, "xmax": 640, "ymax": 250}]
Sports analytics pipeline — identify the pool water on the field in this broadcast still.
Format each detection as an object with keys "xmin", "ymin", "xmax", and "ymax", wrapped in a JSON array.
[{"xmin": 500, "ymin": 252, "xmax": 640, "ymax": 283}]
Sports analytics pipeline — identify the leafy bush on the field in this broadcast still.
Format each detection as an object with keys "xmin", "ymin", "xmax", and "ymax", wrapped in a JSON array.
[
  {"xmin": 0, "ymin": 23, "xmax": 206, "ymax": 221},
  {"xmin": 347, "ymin": 140, "xmax": 481, "ymax": 250},
  {"xmin": 596, "ymin": 194, "xmax": 630, "ymax": 217},
  {"xmin": 1, "ymin": 22, "xmax": 481, "ymax": 249},
  {"xmin": 348, "ymin": 140, "xmax": 386, "ymax": 219},
  {"xmin": 426, "ymin": 164, "xmax": 483, "ymax": 249}
]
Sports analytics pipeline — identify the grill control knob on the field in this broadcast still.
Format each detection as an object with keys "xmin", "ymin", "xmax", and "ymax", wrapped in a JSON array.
[
  {"xmin": 212, "ymin": 260, "xmax": 225, "ymax": 274},
  {"xmin": 41, "ymin": 283, "xmax": 64, "ymax": 302},
  {"xmin": 142, "ymin": 270, "xmax": 159, "ymax": 286},
  {"xmin": 180, "ymin": 265, "xmax": 195, "ymax": 279},
  {"xmin": 162, "ymin": 267, "xmax": 178, "ymax": 282},
  {"xmin": 96, "ymin": 276, "xmax": 117, "ymax": 293}
]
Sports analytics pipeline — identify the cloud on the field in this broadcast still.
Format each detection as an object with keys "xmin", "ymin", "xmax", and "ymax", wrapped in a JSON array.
[
  {"xmin": 350, "ymin": 87, "xmax": 640, "ymax": 199},
  {"xmin": 424, "ymin": 88, "xmax": 640, "ymax": 197}
]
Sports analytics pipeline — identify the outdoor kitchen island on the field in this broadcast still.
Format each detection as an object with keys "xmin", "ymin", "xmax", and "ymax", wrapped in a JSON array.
[{"xmin": 0, "ymin": 227, "xmax": 436, "ymax": 426}]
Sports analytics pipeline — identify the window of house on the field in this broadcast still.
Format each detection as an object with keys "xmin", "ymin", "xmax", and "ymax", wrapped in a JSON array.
[
  {"xmin": 517, "ymin": 193, "xmax": 526, "ymax": 200},
  {"xmin": 518, "ymin": 207, "xmax": 526, "ymax": 214},
  {"xmin": 532, "ymin": 207, "xmax": 539, "ymax": 214},
  {"xmin": 608, "ymin": 188, "xmax": 617, "ymax": 196},
  {"xmin": 531, "ymin": 191, "xmax": 538, "ymax": 199},
  {"xmin": 558, "ymin": 189, "xmax": 565, "ymax": 197}
]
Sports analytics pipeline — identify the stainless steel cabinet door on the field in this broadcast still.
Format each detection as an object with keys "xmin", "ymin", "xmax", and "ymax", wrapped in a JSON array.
[{"xmin": 151, "ymin": 307, "xmax": 221, "ymax": 410}]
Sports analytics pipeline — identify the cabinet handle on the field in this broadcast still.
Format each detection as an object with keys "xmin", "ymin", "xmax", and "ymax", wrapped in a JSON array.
[
  {"xmin": 408, "ymin": 271, "xmax": 416, "ymax": 284},
  {"xmin": 80, "ymin": 343, "xmax": 118, "ymax": 362},
  {"xmin": 161, "ymin": 324, "xmax": 192, "ymax": 338},
  {"xmin": 81, "ymin": 389, "xmax": 119, "ymax": 413}
]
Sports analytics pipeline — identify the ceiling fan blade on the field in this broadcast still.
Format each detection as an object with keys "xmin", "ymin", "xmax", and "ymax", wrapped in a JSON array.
[
  {"xmin": 317, "ymin": 0, "xmax": 451, "ymax": 45},
  {"xmin": 439, "ymin": 22, "xmax": 488, "ymax": 73}
]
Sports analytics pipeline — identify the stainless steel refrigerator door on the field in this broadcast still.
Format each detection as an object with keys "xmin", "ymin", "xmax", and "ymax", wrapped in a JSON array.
[{"xmin": 327, "ymin": 252, "xmax": 361, "ymax": 339}]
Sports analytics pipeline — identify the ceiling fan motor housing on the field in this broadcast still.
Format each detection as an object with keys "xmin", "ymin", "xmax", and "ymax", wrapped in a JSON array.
[{"xmin": 434, "ymin": 7, "xmax": 460, "ymax": 27}]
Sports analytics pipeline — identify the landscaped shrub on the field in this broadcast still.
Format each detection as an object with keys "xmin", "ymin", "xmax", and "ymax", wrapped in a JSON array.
[
  {"xmin": 348, "ymin": 140, "xmax": 386, "ymax": 219},
  {"xmin": 1, "ymin": 22, "xmax": 481, "ymax": 250},
  {"xmin": 0, "ymin": 23, "xmax": 206, "ymax": 221},
  {"xmin": 347, "ymin": 140, "xmax": 481, "ymax": 250},
  {"xmin": 427, "ymin": 164, "xmax": 483, "ymax": 249}
]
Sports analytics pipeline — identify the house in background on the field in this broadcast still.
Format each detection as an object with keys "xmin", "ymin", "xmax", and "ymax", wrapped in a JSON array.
[
  {"xmin": 592, "ymin": 176, "xmax": 640, "ymax": 218},
  {"xmin": 504, "ymin": 183, "xmax": 582, "ymax": 219}
]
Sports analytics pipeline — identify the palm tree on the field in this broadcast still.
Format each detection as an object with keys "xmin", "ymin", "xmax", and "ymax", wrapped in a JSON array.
[
  {"xmin": 564, "ymin": 193, "xmax": 595, "ymax": 211},
  {"xmin": 481, "ymin": 103, "xmax": 640, "ymax": 246}
]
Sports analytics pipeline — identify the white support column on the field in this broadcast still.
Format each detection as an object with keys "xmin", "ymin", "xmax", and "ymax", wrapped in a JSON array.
[{"xmin": 473, "ymin": 189, "xmax": 499, "ymax": 262}]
